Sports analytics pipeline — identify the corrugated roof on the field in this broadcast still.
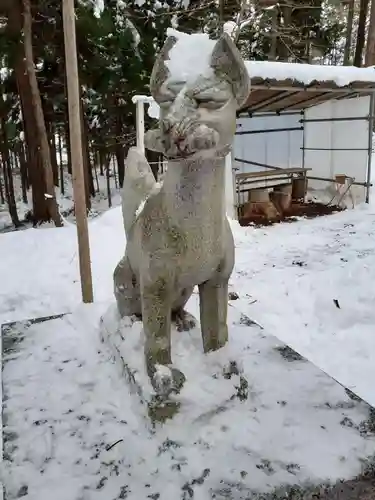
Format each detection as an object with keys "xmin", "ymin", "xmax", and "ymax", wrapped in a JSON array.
[{"xmin": 241, "ymin": 61, "xmax": 375, "ymax": 113}]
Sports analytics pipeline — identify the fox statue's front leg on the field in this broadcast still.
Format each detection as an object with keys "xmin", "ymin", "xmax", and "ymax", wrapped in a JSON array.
[
  {"xmin": 199, "ymin": 224, "xmax": 235, "ymax": 353},
  {"xmin": 140, "ymin": 267, "xmax": 186, "ymax": 393}
]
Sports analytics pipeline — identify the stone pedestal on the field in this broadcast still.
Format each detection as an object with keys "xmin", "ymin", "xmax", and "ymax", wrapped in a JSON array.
[{"xmin": 99, "ymin": 300, "xmax": 248, "ymax": 422}]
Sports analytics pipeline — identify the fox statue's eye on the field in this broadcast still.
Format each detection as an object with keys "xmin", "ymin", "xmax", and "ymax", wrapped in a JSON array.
[{"xmin": 196, "ymin": 99, "xmax": 227, "ymax": 110}]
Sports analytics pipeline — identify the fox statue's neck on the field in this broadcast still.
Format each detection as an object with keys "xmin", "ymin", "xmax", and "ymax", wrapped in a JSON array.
[{"xmin": 162, "ymin": 150, "xmax": 227, "ymax": 228}]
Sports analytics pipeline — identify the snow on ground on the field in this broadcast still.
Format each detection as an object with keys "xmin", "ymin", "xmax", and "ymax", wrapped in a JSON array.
[
  {"xmin": 0, "ymin": 207, "xmax": 124, "ymax": 325},
  {"xmin": 1, "ymin": 202, "xmax": 375, "ymax": 497},
  {"xmin": 0, "ymin": 167, "xmax": 122, "ymax": 233},
  {"xmin": 2, "ymin": 293, "xmax": 375, "ymax": 499},
  {"xmin": 1, "ymin": 203, "xmax": 375, "ymax": 404},
  {"xmin": 231, "ymin": 206, "xmax": 375, "ymax": 407}
]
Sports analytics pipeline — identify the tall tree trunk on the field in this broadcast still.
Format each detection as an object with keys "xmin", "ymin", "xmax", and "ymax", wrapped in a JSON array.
[
  {"xmin": 268, "ymin": 8, "xmax": 278, "ymax": 61},
  {"xmin": 113, "ymin": 155, "xmax": 118, "ymax": 189},
  {"xmin": 99, "ymin": 147, "xmax": 104, "ymax": 176},
  {"xmin": 366, "ymin": 0, "xmax": 375, "ymax": 65},
  {"xmin": 22, "ymin": 0, "xmax": 62, "ymax": 225},
  {"xmin": 344, "ymin": 0, "xmax": 355, "ymax": 65},
  {"xmin": 64, "ymin": 108, "xmax": 72, "ymax": 175},
  {"xmin": 79, "ymin": 103, "xmax": 91, "ymax": 210},
  {"xmin": 354, "ymin": 0, "xmax": 370, "ymax": 67},
  {"xmin": 8, "ymin": 1, "xmax": 47, "ymax": 224},
  {"xmin": 0, "ymin": 115, "xmax": 20, "ymax": 227},
  {"xmin": 47, "ymin": 119, "xmax": 59, "ymax": 186},
  {"xmin": 93, "ymin": 151, "xmax": 100, "ymax": 192},
  {"xmin": 278, "ymin": 3, "xmax": 292, "ymax": 61},
  {"xmin": 18, "ymin": 143, "xmax": 29, "ymax": 204},
  {"xmin": 58, "ymin": 130, "xmax": 65, "ymax": 195},
  {"xmin": 115, "ymin": 113, "xmax": 125, "ymax": 187},
  {"xmin": 80, "ymin": 100, "xmax": 95, "ymax": 201},
  {"xmin": 106, "ymin": 154, "xmax": 112, "ymax": 208},
  {"xmin": 18, "ymin": 85, "xmax": 47, "ymax": 222},
  {"xmin": 0, "ymin": 170, "xmax": 4, "ymax": 205}
]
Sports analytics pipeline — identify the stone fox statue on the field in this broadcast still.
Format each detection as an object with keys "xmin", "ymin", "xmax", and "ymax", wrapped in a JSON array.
[{"xmin": 114, "ymin": 31, "xmax": 250, "ymax": 388}]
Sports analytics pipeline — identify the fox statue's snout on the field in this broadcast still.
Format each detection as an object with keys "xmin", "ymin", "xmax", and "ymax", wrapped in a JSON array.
[{"xmin": 161, "ymin": 112, "xmax": 220, "ymax": 157}]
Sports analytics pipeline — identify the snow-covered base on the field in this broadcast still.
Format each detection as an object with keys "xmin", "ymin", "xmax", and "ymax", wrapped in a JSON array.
[
  {"xmin": 2, "ymin": 295, "xmax": 375, "ymax": 500},
  {"xmin": 99, "ymin": 297, "xmax": 249, "ymax": 421}
]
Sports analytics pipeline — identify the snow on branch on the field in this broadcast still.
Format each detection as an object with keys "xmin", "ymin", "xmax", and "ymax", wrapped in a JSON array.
[{"xmin": 223, "ymin": 0, "xmax": 254, "ymax": 44}]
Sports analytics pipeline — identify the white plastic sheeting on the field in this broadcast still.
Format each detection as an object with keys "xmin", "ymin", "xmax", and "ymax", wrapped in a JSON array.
[
  {"xmin": 234, "ymin": 113, "xmax": 303, "ymax": 174},
  {"xmin": 304, "ymin": 96, "xmax": 370, "ymax": 204},
  {"xmin": 234, "ymin": 96, "xmax": 372, "ymax": 204}
]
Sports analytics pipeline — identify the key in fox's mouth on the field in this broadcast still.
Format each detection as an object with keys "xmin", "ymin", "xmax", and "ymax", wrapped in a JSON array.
[
  {"xmin": 168, "ymin": 124, "xmax": 220, "ymax": 156},
  {"xmin": 145, "ymin": 124, "xmax": 223, "ymax": 159}
]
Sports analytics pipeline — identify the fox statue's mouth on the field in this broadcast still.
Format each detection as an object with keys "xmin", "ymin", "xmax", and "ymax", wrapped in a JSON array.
[
  {"xmin": 171, "ymin": 124, "xmax": 220, "ymax": 157},
  {"xmin": 144, "ymin": 124, "xmax": 221, "ymax": 159}
]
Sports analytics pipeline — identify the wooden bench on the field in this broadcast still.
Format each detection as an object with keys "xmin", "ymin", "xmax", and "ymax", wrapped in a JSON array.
[
  {"xmin": 236, "ymin": 167, "xmax": 310, "ymax": 200},
  {"xmin": 236, "ymin": 167, "xmax": 311, "ymax": 186},
  {"xmin": 235, "ymin": 167, "xmax": 311, "ymax": 220}
]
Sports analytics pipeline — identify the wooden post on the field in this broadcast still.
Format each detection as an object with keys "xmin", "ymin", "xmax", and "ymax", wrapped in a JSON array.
[{"xmin": 62, "ymin": 0, "xmax": 94, "ymax": 303}]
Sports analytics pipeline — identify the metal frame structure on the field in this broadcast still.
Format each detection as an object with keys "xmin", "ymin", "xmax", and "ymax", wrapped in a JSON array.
[{"xmin": 235, "ymin": 89, "xmax": 375, "ymax": 205}]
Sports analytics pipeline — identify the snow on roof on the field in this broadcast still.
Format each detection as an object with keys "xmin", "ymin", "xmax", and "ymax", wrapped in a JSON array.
[
  {"xmin": 139, "ymin": 30, "xmax": 375, "ymax": 119},
  {"xmin": 159, "ymin": 28, "xmax": 375, "ymax": 88},
  {"xmin": 246, "ymin": 60, "xmax": 375, "ymax": 87}
]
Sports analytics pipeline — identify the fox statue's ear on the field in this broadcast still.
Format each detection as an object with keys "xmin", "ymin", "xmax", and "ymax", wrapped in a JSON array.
[
  {"xmin": 150, "ymin": 36, "xmax": 177, "ymax": 103},
  {"xmin": 210, "ymin": 33, "xmax": 250, "ymax": 109}
]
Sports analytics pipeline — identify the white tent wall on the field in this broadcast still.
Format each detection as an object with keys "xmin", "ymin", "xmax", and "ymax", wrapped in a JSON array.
[
  {"xmin": 234, "ymin": 96, "xmax": 371, "ymax": 205},
  {"xmin": 234, "ymin": 114, "xmax": 303, "ymax": 174},
  {"xmin": 304, "ymin": 96, "xmax": 370, "ymax": 204}
]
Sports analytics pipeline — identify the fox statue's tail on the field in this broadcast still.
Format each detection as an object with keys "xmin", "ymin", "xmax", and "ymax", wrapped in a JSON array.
[{"xmin": 121, "ymin": 147, "xmax": 158, "ymax": 239}]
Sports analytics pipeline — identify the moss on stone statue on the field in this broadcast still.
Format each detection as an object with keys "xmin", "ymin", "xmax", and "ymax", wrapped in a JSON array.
[{"xmin": 165, "ymin": 225, "xmax": 188, "ymax": 256}]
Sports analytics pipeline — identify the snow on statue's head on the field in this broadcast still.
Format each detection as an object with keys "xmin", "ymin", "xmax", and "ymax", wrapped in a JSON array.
[{"xmin": 145, "ymin": 29, "xmax": 250, "ymax": 159}]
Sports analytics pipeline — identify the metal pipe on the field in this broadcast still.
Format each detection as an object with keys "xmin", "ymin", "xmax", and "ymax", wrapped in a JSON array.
[
  {"xmin": 136, "ymin": 100, "xmax": 145, "ymax": 153},
  {"xmin": 366, "ymin": 93, "xmax": 374, "ymax": 203},
  {"xmin": 250, "ymin": 84, "xmax": 375, "ymax": 94},
  {"xmin": 307, "ymin": 175, "xmax": 371, "ymax": 188},
  {"xmin": 300, "ymin": 115, "xmax": 374, "ymax": 123},
  {"xmin": 234, "ymin": 157, "xmax": 283, "ymax": 170},
  {"xmin": 301, "ymin": 147, "xmax": 369, "ymax": 151},
  {"xmin": 302, "ymin": 110, "xmax": 306, "ymax": 171},
  {"xmin": 244, "ymin": 110, "xmax": 303, "ymax": 118},
  {"xmin": 236, "ymin": 126, "xmax": 303, "ymax": 136}
]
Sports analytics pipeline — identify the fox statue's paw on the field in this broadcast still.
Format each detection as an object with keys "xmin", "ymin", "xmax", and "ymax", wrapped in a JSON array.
[{"xmin": 172, "ymin": 308, "xmax": 197, "ymax": 332}]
